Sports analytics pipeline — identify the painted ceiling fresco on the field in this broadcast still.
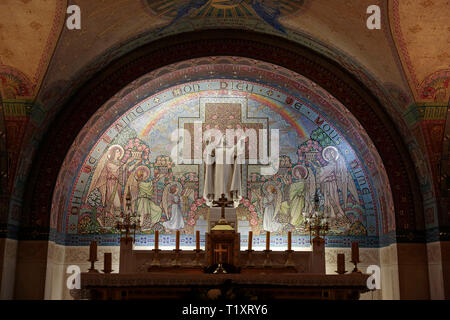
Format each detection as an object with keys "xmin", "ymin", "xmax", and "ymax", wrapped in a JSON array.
[
  {"xmin": 2, "ymin": 0, "xmax": 447, "ymax": 104},
  {"xmin": 36, "ymin": 0, "xmax": 412, "ymax": 117},
  {"xmin": 0, "ymin": 0, "xmax": 65, "ymax": 97},
  {"xmin": 51, "ymin": 58, "xmax": 394, "ymax": 248},
  {"xmin": 389, "ymin": 0, "xmax": 450, "ymax": 104},
  {"xmin": 144, "ymin": 0, "xmax": 308, "ymax": 34}
]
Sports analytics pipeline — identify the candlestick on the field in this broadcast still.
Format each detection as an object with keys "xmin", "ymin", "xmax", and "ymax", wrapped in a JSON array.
[
  {"xmin": 287, "ymin": 231, "xmax": 292, "ymax": 251},
  {"xmin": 263, "ymin": 250, "xmax": 272, "ymax": 267},
  {"xmin": 248, "ymin": 231, "xmax": 253, "ymax": 251},
  {"xmin": 150, "ymin": 249, "xmax": 161, "ymax": 267},
  {"xmin": 87, "ymin": 241, "xmax": 99, "ymax": 273},
  {"xmin": 336, "ymin": 253, "xmax": 346, "ymax": 274},
  {"xmin": 196, "ymin": 230, "xmax": 200, "ymax": 250},
  {"xmin": 171, "ymin": 250, "xmax": 180, "ymax": 267},
  {"xmin": 89, "ymin": 241, "xmax": 97, "ymax": 262},
  {"xmin": 351, "ymin": 242, "xmax": 362, "ymax": 273},
  {"xmin": 103, "ymin": 253, "xmax": 112, "ymax": 273},
  {"xmin": 194, "ymin": 249, "xmax": 202, "ymax": 267},
  {"xmin": 266, "ymin": 232, "xmax": 270, "ymax": 251},
  {"xmin": 176, "ymin": 230, "xmax": 180, "ymax": 251},
  {"xmin": 351, "ymin": 242, "xmax": 359, "ymax": 263},
  {"xmin": 154, "ymin": 231, "xmax": 159, "ymax": 250}
]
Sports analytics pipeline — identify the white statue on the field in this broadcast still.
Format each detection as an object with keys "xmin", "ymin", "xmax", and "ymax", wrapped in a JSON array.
[{"xmin": 203, "ymin": 134, "xmax": 243, "ymax": 207}]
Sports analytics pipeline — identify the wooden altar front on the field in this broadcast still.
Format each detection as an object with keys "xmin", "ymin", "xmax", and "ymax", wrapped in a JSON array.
[
  {"xmin": 206, "ymin": 229, "xmax": 240, "ymax": 267},
  {"xmin": 77, "ymin": 273, "xmax": 370, "ymax": 300}
]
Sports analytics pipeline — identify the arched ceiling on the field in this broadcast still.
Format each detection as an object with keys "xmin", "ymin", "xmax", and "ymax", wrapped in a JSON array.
[
  {"xmin": 389, "ymin": 0, "xmax": 450, "ymax": 104},
  {"xmin": 23, "ymin": 34, "xmax": 424, "ymax": 245},
  {"xmin": 0, "ymin": 0, "xmax": 66, "ymax": 97},
  {"xmin": 51, "ymin": 57, "xmax": 393, "ymax": 247},
  {"xmin": 0, "ymin": 1, "xmax": 446, "ymax": 240},
  {"xmin": 37, "ymin": 0, "xmax": 413, "ymax": 113},
  {"xmin": 0, "ymin": 0, "xmax": 447, "ymax": 104}
]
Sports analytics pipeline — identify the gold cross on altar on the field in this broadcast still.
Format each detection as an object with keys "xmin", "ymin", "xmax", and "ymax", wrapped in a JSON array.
[
  {"xmin": 213, "ymin": 194, "xmax": 234, "ymax": 221},
  {"xmin": 214, "ymin": 243, "xmax": 228, "ymax": 264}
]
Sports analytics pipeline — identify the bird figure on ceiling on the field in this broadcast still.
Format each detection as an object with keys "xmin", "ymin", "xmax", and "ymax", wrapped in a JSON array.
[
  {"xmin": 157, "ymin": 0, "xmax": 209, "ymax": 33},
  {"xmin": 250, "ymin": 0, "xmax": 286, "ymax": 34},
  {"xmin": 156, "ymin": 0, "xmax": 288, "ymax": 34},
  {"xmin": 213, "ymin": 0, "xmax": 245, "ymax": 5}
]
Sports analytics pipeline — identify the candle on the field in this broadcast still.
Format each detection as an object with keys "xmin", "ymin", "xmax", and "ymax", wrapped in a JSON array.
[
  {"xmin": 248, "ymin": 231, "xmax": 253, "ymax": 251},
  {"xmin": 337, "ymin": 253, "xmax": 345, "ymax": 274},
  {"xmin": 266, "ymin": 231, "xmax": 270, "ymax": 251},
  {"xmin": 176, "ymin": 230, "xmax": 180, "ymax": 250},
  {"xmin": 196, "ymin": 230, "xmax": 200, "ymax": 250},
  {"xmin": 154, "ymin": 230, "xmax": 159, "ymax": 250},
  {"xmin": 351, "ymin": 242, "xmax": 359, "ymax": 263},
  {"xmin": 287, "ymin": 231, "xmax": 292, "ymax": 251},
  {"xmin": 89, "ymin": 241, "xmax": 97, "ymax": 261},
  {"xmin": 104, "ymin": 253, "xmax": 112, "ymax": 272}
]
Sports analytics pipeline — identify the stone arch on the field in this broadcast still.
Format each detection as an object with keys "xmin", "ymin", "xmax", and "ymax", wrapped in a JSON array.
[
  {"xmin": 0, "ymin": 93, "xmax": 8, "ymax": 227},
  {"xmin": 51, "ymin": 57, "xmax": 393, "ymax": 240},
  {"xmin": 23, "ymin": 30, "xmax": 424, "ymax": 242},
  {"xmin": 18, "ymin": 30, "xmax": 430, "ymax": 299}
]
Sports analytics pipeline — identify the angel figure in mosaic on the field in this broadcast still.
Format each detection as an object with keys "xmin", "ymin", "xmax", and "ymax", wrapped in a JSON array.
[
  {"xmin": 289, "ymin": 165, "xmax": 316, "ymax": 228},
  {"xmin": 124, "ymin": 165, "xmax": 162, "ymax": 231},
  {"xmin": 161, "ymin": 182, "xmax": 185, "ymax": 231},
  {"xmin": 87, "ymin": 145, "xmax": 140, "ymax": 227},
  {"xmin": 318, "ymin": 146, "xmax": 358, "ymax": 221},
  {"xmin": 256, "ymin": 182, "xmax": 282, "ymax": 232}
]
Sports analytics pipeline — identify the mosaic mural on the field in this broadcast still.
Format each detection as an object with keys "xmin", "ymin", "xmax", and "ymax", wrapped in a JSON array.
[
  {"xmin": 144, "ymin": 0, "xmax": 308, "ymax": 34},
  {"xmin": 58, "ymin": 78, "xmax": 382, "ymax": 247}
]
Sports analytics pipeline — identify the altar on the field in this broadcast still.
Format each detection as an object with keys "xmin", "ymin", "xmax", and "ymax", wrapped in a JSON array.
[
  {"xmin": 77, "ymin": 210, "xmax": 370, "ymax": 300},
  {"xmin": 77, "ymin": 273, "xmax": 370, "ymax": 300},
  {"xmin": 75, "ymin": 140, "xmax": 371, "ymax": 300}
]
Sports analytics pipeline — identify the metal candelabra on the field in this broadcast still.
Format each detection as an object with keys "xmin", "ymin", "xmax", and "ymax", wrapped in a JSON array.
[
  {"xmin": 115, "ymin": 187, "xmax": 141, "ymax": 242},
  {"xmin": 303, "ymin": 190, "xmax": 330, "ymax": 242}
]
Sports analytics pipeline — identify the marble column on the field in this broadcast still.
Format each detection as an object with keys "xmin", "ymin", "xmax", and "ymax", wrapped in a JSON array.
[
  {"xmin": 311, "ymin": 237, "xmax": 325, "ymax": 274},
  {"xmin": 426, "ymin": 241, "xmax": 450, "ymax": 299},
  {"xmin": 396, "ymin": 243, "xmax": 430, "ymax": 299},
  {"xmin": 119, "ymin": 237, "xmax": 134, "ymax": 273},
  {"xmin": 14, "ymin": 240, "xmax": 49, "ymax": 299},
  {"xmin": 0, "ymin": 238, "xmax": 18, "ymax": 299}
]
